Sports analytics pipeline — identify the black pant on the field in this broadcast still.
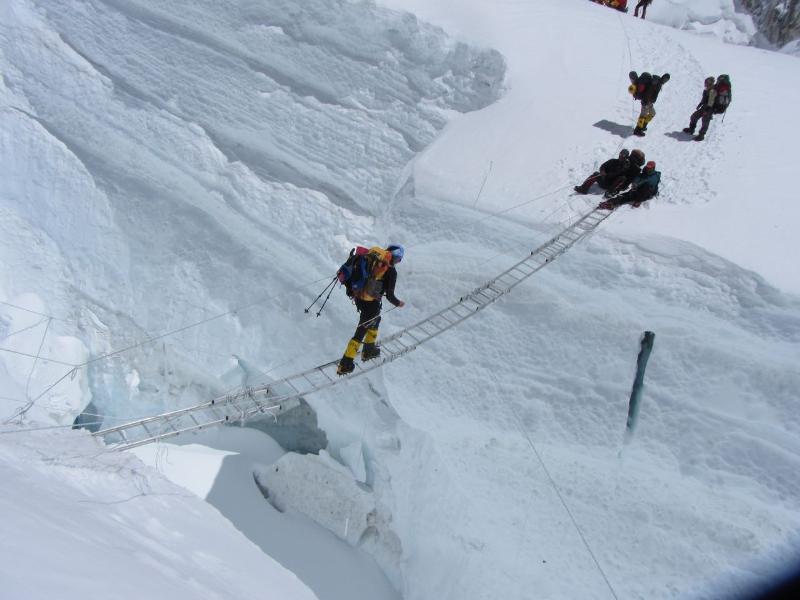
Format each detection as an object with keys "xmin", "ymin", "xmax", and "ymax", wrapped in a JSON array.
[
  {"xmin": 634, "ymin": 0, "xmax": 651, "ymax": 18},
  {"xmin": 608, "ymin": 185, "xmax": 655, "ymax": 207},
  {"xmin": 353, "ymin": 299, "xmax": 381, "ymax": 342},
  {"xmin": 578, "ymin": 172, "xmax": 626, "ymax": 193},
  {"xmin": 689, "ymin": 108, "xmax": 713, "ymax": 135}
]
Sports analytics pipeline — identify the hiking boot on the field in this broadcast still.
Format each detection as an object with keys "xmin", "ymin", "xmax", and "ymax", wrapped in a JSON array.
[
  {"xmin": 337, "ymin": 356, "xmax": 355, "ymax": 376},
  {"xmin": 573, "ymin": 185, "xmax": 590, "ymax": 194},
  {"xmin": 361, "ymin": 343, "xmax": 381, "ymax": 362},
  {"xmin": 694, "ymin": 134, "xmax": 705, "ymax": 141},
  {"xmin": 682, "ymin": 127, "xmax": 694, "ymax": 134},
  {"xmin": 633, "ymin": 127, "xmax": 645, "ymax": 137}
]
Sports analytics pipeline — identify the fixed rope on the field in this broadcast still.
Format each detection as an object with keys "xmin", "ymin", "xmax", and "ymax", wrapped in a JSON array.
[{"xmin": 94, "ymin": 206, "xmax": 612, "ymax": 451}]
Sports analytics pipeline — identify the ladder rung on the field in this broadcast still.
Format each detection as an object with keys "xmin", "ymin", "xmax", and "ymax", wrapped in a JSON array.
[
  {"xmin": 435, "ymin": 313, "xmax": 455, "ymax": 327},
  {"xmin": 416, "ymin": 322, "xmax": 435, "ymax": 337},
  {"xmin": 98, "ymin": 206, "xmax": 608, "ymax": 451},
  {"xmin": 382, "ymin": 340, "xmax": 405, "ymax": 355},
  {"xmin": 318, "ymin": 366, "xmax": 335, "ymax": 383},
  {"xmin": 475, "ymin": 289, "xmax": 496, "ymax": 302},
  {"xmin": 403, "ymin": 329, "xmax": 424, "ymax": 344},
  {"xmin": 452, "ymin": 303, "xmax": 474, "ymax": 317}
]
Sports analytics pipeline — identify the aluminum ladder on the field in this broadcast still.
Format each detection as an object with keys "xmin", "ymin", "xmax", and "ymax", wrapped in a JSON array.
[{"xmin": 95, "ymin": 207, "xmax": 611, "ymax": 450}]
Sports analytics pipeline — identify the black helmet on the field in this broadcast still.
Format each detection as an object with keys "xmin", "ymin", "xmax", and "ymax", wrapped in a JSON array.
[
  {"xmin": 630, "ymin": 149, "xmax": 645, "ymax": 167},
  {"xmin": 618, "ymin": 149, "xmax": 630, "ymax": 160}
]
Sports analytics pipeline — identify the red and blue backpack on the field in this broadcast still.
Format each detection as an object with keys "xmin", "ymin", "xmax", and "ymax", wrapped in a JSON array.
[{"xmin": 713, "ymin": 75, "xmax": 732, "ymax": 114}]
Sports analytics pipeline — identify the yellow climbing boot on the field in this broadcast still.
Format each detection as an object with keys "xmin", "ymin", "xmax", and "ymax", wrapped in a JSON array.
[
  {"xmin": 337, "ymin": 338, "xmax": 361, "ymax": 375},
  {"xmin": 362, "ymin": 328, "xmax": 381, "ymax": 361}
]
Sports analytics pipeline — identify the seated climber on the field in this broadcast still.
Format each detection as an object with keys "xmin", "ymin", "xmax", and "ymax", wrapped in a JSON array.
[
  {"xmin": 598, "ymin": 160, "xmax": 660, "ymax": 209},
  {"xmin": 574, "ymin": 149, "xmax": 645, "ymax": 197}
]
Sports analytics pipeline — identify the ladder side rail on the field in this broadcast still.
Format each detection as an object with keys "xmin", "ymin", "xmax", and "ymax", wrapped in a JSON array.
[
  {"xmin": 97, "ymin": 208, "xmax": 610, "ymax": 450},
  {"xmin": 95, "ymin": 399, "xmax": 218, "ymax": 437},
  {"xmin": 113, "ymin": 417, "xmax": 229, "ymax": 451}
]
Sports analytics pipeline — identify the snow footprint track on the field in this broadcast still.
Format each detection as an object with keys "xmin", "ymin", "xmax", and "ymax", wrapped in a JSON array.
[{"xmin": 623, "ymin": 22, "xmax": 718, "ymax": 205}]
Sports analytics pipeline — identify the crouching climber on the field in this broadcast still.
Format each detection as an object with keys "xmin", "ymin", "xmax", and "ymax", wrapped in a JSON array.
[
  {"xmin": 598, "ymin": 161, "xmax": 660, "ymax": 209},
  {"xmin": 574, "ymin": 148, "xmax": 645, "ymax": 197}
]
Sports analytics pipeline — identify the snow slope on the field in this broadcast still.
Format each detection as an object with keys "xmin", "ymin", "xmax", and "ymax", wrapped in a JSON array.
[
  {"xmin": 0, "ymin": 427, "xmax": 318, "ymax": 600},
  {"xmin": 2, "ymin": 0, "xmax": 800, "ymax": 599}
]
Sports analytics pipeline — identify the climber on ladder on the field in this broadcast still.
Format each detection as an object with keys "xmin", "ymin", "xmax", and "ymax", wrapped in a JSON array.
[{"xmin": 335, "ymin": 244, "xmax": 406, "ymax": 375}]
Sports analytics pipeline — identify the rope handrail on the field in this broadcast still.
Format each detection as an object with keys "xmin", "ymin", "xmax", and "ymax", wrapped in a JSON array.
[{"xmin": 94, "ymin": 206, "xmax": 611, "ymax": 450}]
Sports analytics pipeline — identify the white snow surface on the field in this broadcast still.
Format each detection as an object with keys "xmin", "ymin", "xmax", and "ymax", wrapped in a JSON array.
[
  {"xmin": 0, "ymin": 428, "xmax": 318, "ymax": 600},
  {"xmin": 2, "ymin": 0, "xmax": 800, "ymax": 599}
]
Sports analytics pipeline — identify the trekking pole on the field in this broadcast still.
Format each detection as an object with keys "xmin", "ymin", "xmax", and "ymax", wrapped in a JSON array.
[
  {"xmin": 304, "ymin": 276, "xmax": 338, "ymax": 314},
  {"xmin": 314, "ymin": 277, "xmax": 338, "ymax": 317}
]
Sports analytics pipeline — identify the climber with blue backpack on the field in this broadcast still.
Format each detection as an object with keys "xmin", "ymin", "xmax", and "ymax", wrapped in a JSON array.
[{"xmin": 336, "ymin": 244, "xmax": 405, "ymax": 375}]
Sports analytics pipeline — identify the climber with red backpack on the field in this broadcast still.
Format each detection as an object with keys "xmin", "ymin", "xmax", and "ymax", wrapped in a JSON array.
[
  {"xmin": 682, "ymin": 74, "xmax": 732, "ymax": 141},
  {"xmin": 335, "ymin": 244, "xmax": 405, "ymax": 375},
  {"xmin": 591, "ymin": 0, "xmax": 628, "ymax": 11}
]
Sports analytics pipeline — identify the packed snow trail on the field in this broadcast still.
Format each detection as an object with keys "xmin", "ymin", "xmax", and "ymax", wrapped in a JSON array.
[{"xmin": 95, "ymin": 207, "xmax": 611, "ymax": 450}]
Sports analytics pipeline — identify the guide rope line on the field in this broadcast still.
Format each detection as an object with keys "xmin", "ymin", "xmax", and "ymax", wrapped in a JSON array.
[
  {"xmin": 93, "ymin": 206, "xmax": 611, "ymax": 451},
  {"xmin": 0, "ymin": 299, "xmax": 70, "ymax": 322},
  {"xmin": 1, "ymin": 317, "xmax": 50, "ymax": 340},
  {"xmin": 410, "ymin": 196, "xmax": 588, "ymax": 281},
  {"xmin": 16, "ymin": 177, "xmax": 581, "ymax": 420},
  {"xmin": 0, "ymin": 421, "xmax": 105, "ymax": 435},
  {"xmin": 0, "ymin": 346, "xmax": 76, "ymax": 367},
  {"xmin": 509, "ymin": 403, "xmax": 620, "ymax": 600},
  {"xmin": 404, "ymin": 183, "xmax": 573, "ymax": 254}
]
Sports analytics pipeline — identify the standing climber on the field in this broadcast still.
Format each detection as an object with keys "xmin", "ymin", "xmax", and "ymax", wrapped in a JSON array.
[
  {"xmin": 683, "ymin": 74, "xmax": 732, "ymax": 141},
  {"xmin": 634, "ymin": 0, "xmax": 653, "ymax": 19},
  {"xmin": 336, "ymin": 245, "xmax": 405, "ymax": 376},
  {"xmin": 683, "ymin": 77, "xmax": 716, "ymax": 141},
  {"xmin": 629, "ymin": 70, "xmax": 670, "ymax": 136},
  {"xmin": 598, "ymin": 161, "xmax": 660, "ymax": 209}
]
